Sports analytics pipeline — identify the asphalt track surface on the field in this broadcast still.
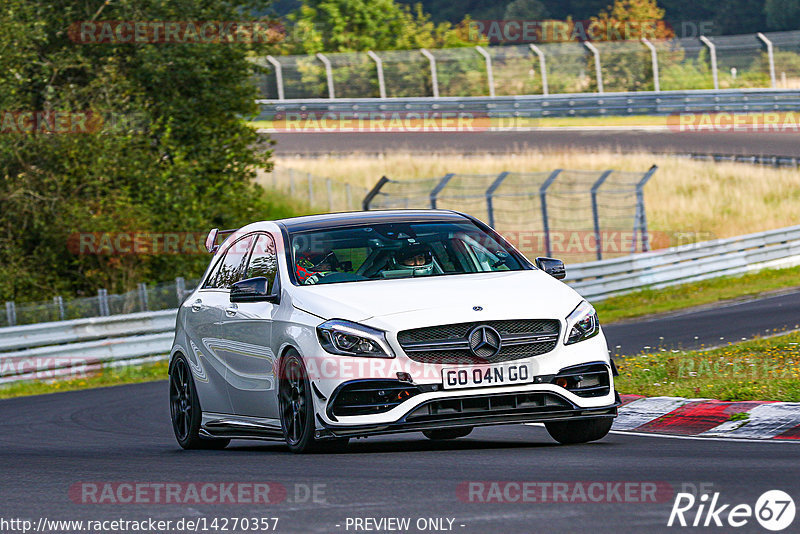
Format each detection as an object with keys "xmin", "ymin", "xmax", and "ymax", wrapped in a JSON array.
[
  {"xmin": 2, "ymin": 294, "xmax": 800, "ymax": 534},
  {"xmin": 603, "ymin": 290, "xmax": 800, "ymax": 356},
  {"xmin": 1, "ymin": 381, "xmax": 798, "ymax": 534},
  {"xmin": 271, "ymin": 130, "xmax": 800, "ymax": 156}
]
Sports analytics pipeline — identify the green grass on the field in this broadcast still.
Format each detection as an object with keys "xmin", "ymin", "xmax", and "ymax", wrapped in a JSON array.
[
  {"xmin": 0, "ymin": 360, "xmax": 168, "ymax": 400},
  {"xmin": 616, "ymin": 330, "xmax": 800, "ymax": 402},
  {"xmin": 596, "ymin": 265, "xmax": 800, "ymax": 324}
]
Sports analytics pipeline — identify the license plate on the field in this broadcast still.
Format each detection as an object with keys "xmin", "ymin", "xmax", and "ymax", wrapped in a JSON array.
[{"xmin": 442, "ymin": 362, "xmax": 535, "ymax": 390}]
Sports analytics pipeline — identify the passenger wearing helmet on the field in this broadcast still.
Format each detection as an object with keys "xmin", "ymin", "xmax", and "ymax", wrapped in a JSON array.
[
  {"xmin": 296, "ymin": 251, "xmax": 339, "ymax": 284},
  {"xmin": 394, "ymin": 244, "xmax": 435, "ymax": 277}
]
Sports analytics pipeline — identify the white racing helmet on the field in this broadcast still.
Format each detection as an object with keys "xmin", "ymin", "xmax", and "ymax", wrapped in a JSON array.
[{"xmin": 394, "ymin": 245, "xmax": 435, "ymax": 276}]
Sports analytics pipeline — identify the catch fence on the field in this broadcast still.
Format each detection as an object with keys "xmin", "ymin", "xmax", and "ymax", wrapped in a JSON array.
[
  {"xmin": 363, "ymin": 167, "xmax": 657, "ymax": 263},
  {"xmin": 254, "ymin": 30, "xmax": 800, "ymax": 101}
]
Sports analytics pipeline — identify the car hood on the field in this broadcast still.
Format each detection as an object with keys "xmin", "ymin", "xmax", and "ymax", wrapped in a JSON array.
[{"xmin": 290, "ymin": 270, "xmax": 584, "ymax": 330}]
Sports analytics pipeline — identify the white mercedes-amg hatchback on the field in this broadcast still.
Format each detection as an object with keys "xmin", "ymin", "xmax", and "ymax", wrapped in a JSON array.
[{"xmin": 169, "ymin": 210, "xmax": 619, "ymax": 453}]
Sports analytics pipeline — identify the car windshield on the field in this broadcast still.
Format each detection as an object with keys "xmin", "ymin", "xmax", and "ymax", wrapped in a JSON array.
[{"xmin": 290, "ymin": 220, "xmax": 526, "ymax": 285}]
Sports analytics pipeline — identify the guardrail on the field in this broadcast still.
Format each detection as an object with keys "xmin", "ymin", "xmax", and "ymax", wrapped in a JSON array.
[
  {"xmin": 2, "ymin": 225, "xmax": 800, "ymax": 384},
  {"xmin": 568, "ymin": 225, "xmax": 800, "ymax": 300},
  {"xmin": 257, "ymin": 88, "xmax": 800, "ymax": 121},
  {"xmin": 0, "ymin": 312, "xmax": 176, "ymax": 384},
  {"xmin": 0, "ymin": 310, "xmax": 177, "ymax": 352},
  {"xmin": 673, "ymin": 153, "xmax": 800, "ymax": 168}
]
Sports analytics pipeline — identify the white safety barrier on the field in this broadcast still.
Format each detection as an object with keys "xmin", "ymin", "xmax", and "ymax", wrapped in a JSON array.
[{"xmin": 567, "ymin": 225, "xmax": 800, "ymax": 300}]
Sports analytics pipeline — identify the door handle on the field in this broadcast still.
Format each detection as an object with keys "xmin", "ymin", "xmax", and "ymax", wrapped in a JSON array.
[
  {"xmin": 191, "ymin": 299, "xmax": 203, "ymax": 312},
  {"xmin": 225, "ymin": 304, "xmax": 238, "ymax": 317}
]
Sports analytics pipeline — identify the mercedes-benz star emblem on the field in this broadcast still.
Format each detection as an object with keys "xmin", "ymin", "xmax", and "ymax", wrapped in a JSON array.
[{"xmin": 467, "ymin": 325, "xmax": 502, "ymax": 359}]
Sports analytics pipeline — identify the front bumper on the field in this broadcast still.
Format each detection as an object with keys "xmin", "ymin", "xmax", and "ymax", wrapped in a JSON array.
[{"xmin": 316, "ymin": 389, "xmax": 621, "ymax": 440}]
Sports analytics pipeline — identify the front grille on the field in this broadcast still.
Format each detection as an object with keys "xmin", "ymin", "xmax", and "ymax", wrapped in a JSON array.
[{"xmin": 397, "ymin": 319, "xmax": 560, "ymax": 365}]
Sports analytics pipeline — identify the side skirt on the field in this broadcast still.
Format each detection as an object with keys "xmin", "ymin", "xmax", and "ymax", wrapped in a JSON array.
[{"xmin": 200, "ymin": 412, "xmax": 284, "ymax": 441}]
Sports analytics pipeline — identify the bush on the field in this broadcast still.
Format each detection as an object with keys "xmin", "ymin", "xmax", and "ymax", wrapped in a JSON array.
[{"xmin": 0, "ymin": 0, "xmax": 299, "ymax": 302}]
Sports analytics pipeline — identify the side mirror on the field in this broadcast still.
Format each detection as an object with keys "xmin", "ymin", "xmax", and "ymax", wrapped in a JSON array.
[
  {"xmin": 230, "ymin": 277, "xmax": 279, "ymax": 303},
  {"xmin": 535, "ymin": 257, "xmax": 566, "ymax": 280}
]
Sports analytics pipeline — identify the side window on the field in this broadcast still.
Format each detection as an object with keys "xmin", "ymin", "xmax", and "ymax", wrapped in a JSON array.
[
  {"xmin": 208, "ymin": 235, "xmax": 255, "ymax": 289},
  {"xmin": 202, "ymin": 254, "xmax": 225, "ymax": 289},
  {"xmin": 245, "ymin": 234, "xmax": 278, "ymax": 292}
]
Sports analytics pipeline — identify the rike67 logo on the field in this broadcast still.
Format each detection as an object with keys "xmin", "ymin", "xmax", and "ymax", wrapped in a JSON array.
[{"xmin": 668, "ymin": 490, "xmax": 795, "ymax": 531}]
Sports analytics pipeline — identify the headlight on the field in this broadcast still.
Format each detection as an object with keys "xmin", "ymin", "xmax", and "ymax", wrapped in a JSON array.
[
  {"xmin": 317, "ymin": 319, "xmax": 395, "ymax": 358},
  {"xmin": 564, "ymin": 301, "xmax": 599, "ymax": 345}
]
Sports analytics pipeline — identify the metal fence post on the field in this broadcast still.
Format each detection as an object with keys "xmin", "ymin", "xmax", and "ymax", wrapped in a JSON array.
[
  {"xmin": 635, "ymin": 165, "xmax": 658, "ymax": 253},
  {"xmin": 326, "ymin": 178, "xmax": 334, "ymax": 212},
  {"xmin": 137, "ymin": 283, "xmax": 149, "ymax": 312},
  {"xmin": 367, "ymin": 50, "xmax": 387, "ymax": 98},
  {"xmin": 98, "ymin": 289, "xmax": 109, "ymax": 317},
  {"xmin": 345, "ymin": 183, "xmax": 352, "ymax": 210},
  {"xmin": 289, "ymin": 168, "xmax": 295, "ymax": 197},
  {"xmin": 641, "ymin": 38, "xmax": 660, "ymax": 92},
  {"xmin": 583, "ymin": 41, "xmax": 604, "ymax": 93},
  {"xmin": 699, "ymin": 36, "xmax": 719, "ymax": 90},
  {"xmin": 175, "ymin": 277, "xmax": 186, "ymax": 306},
  {"xmin": 539, "ymin": 170, "xmax": 563, "ymax": 257},
  {"xmin": 590, "ymin": 170, "xmax": 614, "ymax": 261},
  {"xmin": 485, "ymin": 172, "xmax": 510, "ymax": 228},
  {"xmin": 316, "ymin": 52, "xmax": 335, "ymax": 99},
  {"xmin": 430, "ymin": 173, "xmax": 455, "ymax": 209},
  {"xmin": 54, "ymin": 296, "xmax": 65, "ymax": 321},
  {"xmin": 265, "ymin": 55, "xmax": 285, "ymax": 100},
  {"xmin": 307, "ymin": 172, "xmax": 314, "ymax": 205},
  {"xmin": 757, "ymin": 32, "xmax": 777, "ymax": 89},
  {"xmin": 529, "ymin": 44, "xmax": 549, "ymax": 95},
  {"xmin": 5, "ymin": 301, "xmax": 16, "ymax": 326},
  {"xmin": 362, "ymin": 176, "xmax": 391, "ymax": 211},
  {"xmin": 475, "ymin": 46, "xmax": 496, "ymax": 97},
  {"xmin": 420, "ymin": 49, "xmax": 440, "ymax": 98}
]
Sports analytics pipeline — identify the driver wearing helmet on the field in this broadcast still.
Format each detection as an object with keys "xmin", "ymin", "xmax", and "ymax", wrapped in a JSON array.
[
  {"xmin": 394, "ymin": 244, "xmax": 435, "ymax": 277},
  {"xmin": 296, "ymin": 251, "xmax": 339, "ymax": 284}
]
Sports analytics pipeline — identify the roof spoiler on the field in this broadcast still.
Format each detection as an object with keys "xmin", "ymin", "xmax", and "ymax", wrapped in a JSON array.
[{"xmin": 204, "ymin": 228, "xmax": 239, "ymax": 254}]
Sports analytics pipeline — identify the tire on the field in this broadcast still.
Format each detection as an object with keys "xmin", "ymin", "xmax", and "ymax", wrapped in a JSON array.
[
  {"xmin": 422, "ymin": 427, "xmax": 473, "ymax": 440},
  {"xmin": 278, "ymin": 350, "xmax": 348, "ymax": 454},
  {"xmin": 169, "ymin": 355, "xmax": 230, "ymax": 450},
  {"xmin": 545, "ymin": 417, "xmax": 613, "ymax": 445}
]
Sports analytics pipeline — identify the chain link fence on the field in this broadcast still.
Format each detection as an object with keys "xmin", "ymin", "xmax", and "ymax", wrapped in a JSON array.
[
  {"xmin": 1, "ymin": 278, "xmax": 198, "ymax": 328},
  {"xmin": 254, "ymin": 30, "xmax": 800, "ymax": 100},
  {"xmin": 363, "ymin": 167, "xmax": 657, "ymax": 263}
]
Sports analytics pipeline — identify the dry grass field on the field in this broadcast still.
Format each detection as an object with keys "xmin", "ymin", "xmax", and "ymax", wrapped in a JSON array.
[{"xmin": 262, "ymin": 150, "xmax": 800, "ymax": 244}]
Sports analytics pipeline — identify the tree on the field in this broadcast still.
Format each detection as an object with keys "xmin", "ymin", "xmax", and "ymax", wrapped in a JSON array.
[
  {"xmin": 712, "ymin": 0, "xmax": 766, "ymax": 35},
  {"xmin": 504, "ymin": 0, "xmax": 549, "ymax": 20},
  {"xmin": 280, "ymin": 1, "xmax": 483, "ymax": 98},
  {"xmin": 765, "ymin": 0, "xmax": 800, "ymax": 30},
  {"xmin": 591, "ymin": 0, "xmax": 674, "ymax": 40},
  {"xmin": 283, "ymin": 0, "xmax": 477, "ymax": 54},
  {"xmin": 587, "ymin": 0, "xmax": 674, "ymax": 92},
  {"xmin": 0, "ymin": 0, "xmax": 296, "ymax": 302}
]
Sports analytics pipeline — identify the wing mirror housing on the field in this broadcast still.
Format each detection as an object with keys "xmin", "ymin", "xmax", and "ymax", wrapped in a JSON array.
[
  {"xmin": 230, "ymin": 277, "xmax": 279, "ymax": 303},
  {"xmin": 535, "ymin": 257, "xmax": 566, "ymax": 280}
]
